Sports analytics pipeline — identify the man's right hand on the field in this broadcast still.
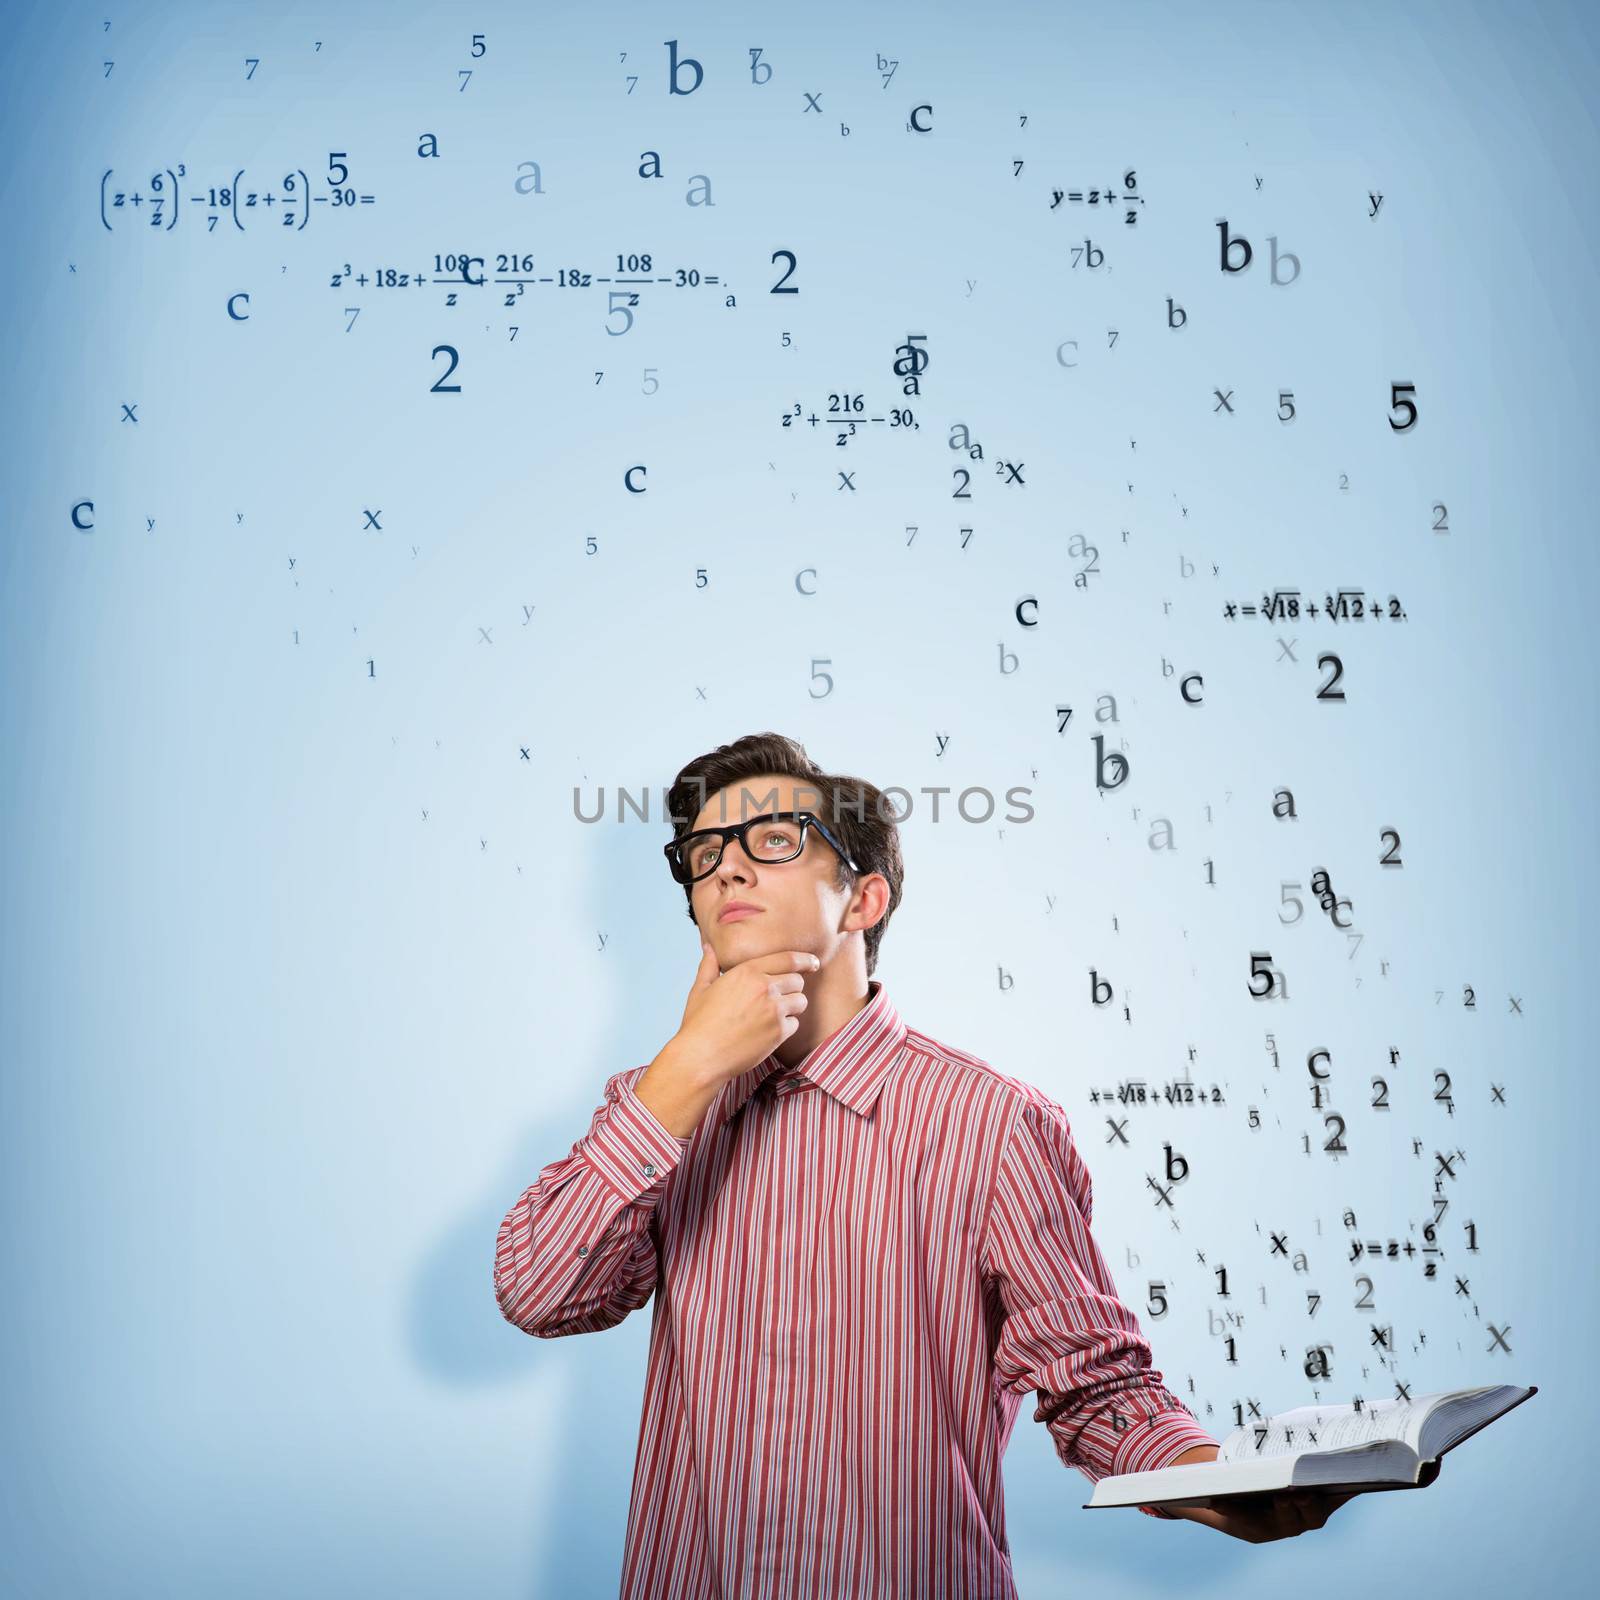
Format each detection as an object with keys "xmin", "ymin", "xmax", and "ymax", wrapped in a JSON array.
[
  {"xmin": 673, "ymin": 943, "xmax": 819, "ymax": 1085},
  {"xmin": 633, "ymin": 945, "xmax": 819, "ymax": 1141}
]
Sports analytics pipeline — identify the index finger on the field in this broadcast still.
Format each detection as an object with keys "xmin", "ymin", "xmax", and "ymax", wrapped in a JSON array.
[{"xmin": 749, "ymin": 950, "xmax": 821, "ymax": 974}]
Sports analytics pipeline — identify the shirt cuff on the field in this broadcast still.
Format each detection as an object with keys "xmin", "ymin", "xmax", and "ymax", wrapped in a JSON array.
[
  {"xmin": 580, "ymin": 1077, "xmax": 693, "ymax": 1203},
  {"xmin": 1113, "ymin": 1410, "xmax": 1221, "ymax": 1520}
]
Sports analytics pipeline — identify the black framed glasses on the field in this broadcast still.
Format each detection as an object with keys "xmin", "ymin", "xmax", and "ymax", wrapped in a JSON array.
[{"xmin": 664, "ymin": 811, "xmax": 862, "ymax": 886}]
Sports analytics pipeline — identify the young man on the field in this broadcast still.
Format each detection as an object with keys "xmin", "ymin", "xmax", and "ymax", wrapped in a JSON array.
[{"xmin": 495, "ymin": 734, "xmax": 1352, "ymax": 1598}]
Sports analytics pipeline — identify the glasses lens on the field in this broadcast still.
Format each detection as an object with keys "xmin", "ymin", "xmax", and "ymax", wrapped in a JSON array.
[
  {"xmin": 681, "ymin": 817, "xmax": 804, "ymax": 881},
  {"xmin": 683, "ymin": 835, "xmax": 720, "ymax": 879},
  {"xmin": 748, "ymin": 817, "xmax": 803, "ymax": 861}
]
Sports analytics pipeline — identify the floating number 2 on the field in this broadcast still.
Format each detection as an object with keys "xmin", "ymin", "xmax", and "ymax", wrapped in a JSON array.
[{"xmin": 430, "ymin": 344, "xmax": 461, "ymax": 393}]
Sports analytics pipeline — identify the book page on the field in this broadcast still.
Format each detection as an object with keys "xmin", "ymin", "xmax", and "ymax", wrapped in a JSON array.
[
  {"xmin": 1218, "ymin": 1396, "xmax": 1425, "ymax": 1463},
  {"xmin": 1414, "ymin": 1386, "xmax": 1524, "ymax": 1456}
]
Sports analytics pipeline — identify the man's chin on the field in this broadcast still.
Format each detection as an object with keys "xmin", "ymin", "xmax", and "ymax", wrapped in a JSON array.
[{"xmin": 715, "ymin": 926, "xmax": 780, "ymax": 960}]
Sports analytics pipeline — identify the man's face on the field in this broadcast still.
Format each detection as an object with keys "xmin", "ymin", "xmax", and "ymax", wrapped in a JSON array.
[{"xmin": 686, "ymin": 773, "xmax": 854, "ymax": 966}]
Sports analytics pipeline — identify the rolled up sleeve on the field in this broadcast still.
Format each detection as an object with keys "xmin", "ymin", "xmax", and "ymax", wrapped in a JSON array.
[
  {"xmin": 493, "ymin": 1067, "xmax": 692, "ymax": 1339},
  {"xmin": 581, "ymin": 1074, "xmax": 695, "ymax": 1203},
  {"xmin": 982, "ymin": 1093, "xmax": 1219, "ymax": 1519}
]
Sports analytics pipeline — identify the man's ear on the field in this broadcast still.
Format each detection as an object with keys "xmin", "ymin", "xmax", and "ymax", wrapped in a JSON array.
[{"xmin": 851, "ymin": 872, "xmax": 889, "ymax": 931}]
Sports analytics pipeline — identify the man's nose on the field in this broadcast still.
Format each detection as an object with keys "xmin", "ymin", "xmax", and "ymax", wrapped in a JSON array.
[{"xmin": 716, "ymin": 845, "xmax": 759, "ymax": 882}]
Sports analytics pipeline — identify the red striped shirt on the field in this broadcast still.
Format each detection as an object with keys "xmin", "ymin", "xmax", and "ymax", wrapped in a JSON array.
[{"xmin": 495, "ymin": 979, "xmax": 1217, "ymax": 1597}]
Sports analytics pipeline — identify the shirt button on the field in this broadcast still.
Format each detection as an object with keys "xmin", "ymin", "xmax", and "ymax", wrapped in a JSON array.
[
  {"xmin": 642, "ymin": 1162, "xmax": 657, "ymax": 1177},
  {"xmin": 576, "ymin": 1245, "xmax": 588, "ymax": 1257}
]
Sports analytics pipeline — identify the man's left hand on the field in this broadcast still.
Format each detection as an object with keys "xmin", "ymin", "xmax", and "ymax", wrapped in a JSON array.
[
  {"xmin": 1165, "ymin": 1487, "xmax": 1357, "ymax": 1542},
  {"xmin": 1152, "ymin": 1443, "xmax": 1358, "ymax": 1542}
]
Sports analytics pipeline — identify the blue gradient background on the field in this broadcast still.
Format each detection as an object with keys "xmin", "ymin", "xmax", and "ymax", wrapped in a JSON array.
[{"xmin": 2, "ymin": 2, "xmax": 1595, "ymax": 1595}]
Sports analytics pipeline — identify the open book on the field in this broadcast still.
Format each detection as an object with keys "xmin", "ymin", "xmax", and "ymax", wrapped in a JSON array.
[{"xmin": 1083, "ymin": 1384, "xmax": 1536, "ymax": 1510}]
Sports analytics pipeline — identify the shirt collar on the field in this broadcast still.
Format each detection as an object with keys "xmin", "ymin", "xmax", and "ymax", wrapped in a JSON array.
[{"xmin": 715, "ymin": 978, "xmax": 907, "ymax": 1128}]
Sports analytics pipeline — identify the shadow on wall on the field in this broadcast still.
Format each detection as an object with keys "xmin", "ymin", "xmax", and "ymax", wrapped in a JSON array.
[{"xmin": 407, "ymin": 812, "xmax": 669, "ymax": 1597}]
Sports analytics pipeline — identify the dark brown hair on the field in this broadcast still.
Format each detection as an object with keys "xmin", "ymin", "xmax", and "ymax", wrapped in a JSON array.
[{"xmin": 665, "ymin": 732, "xmax": 904, "ymax": 977}]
